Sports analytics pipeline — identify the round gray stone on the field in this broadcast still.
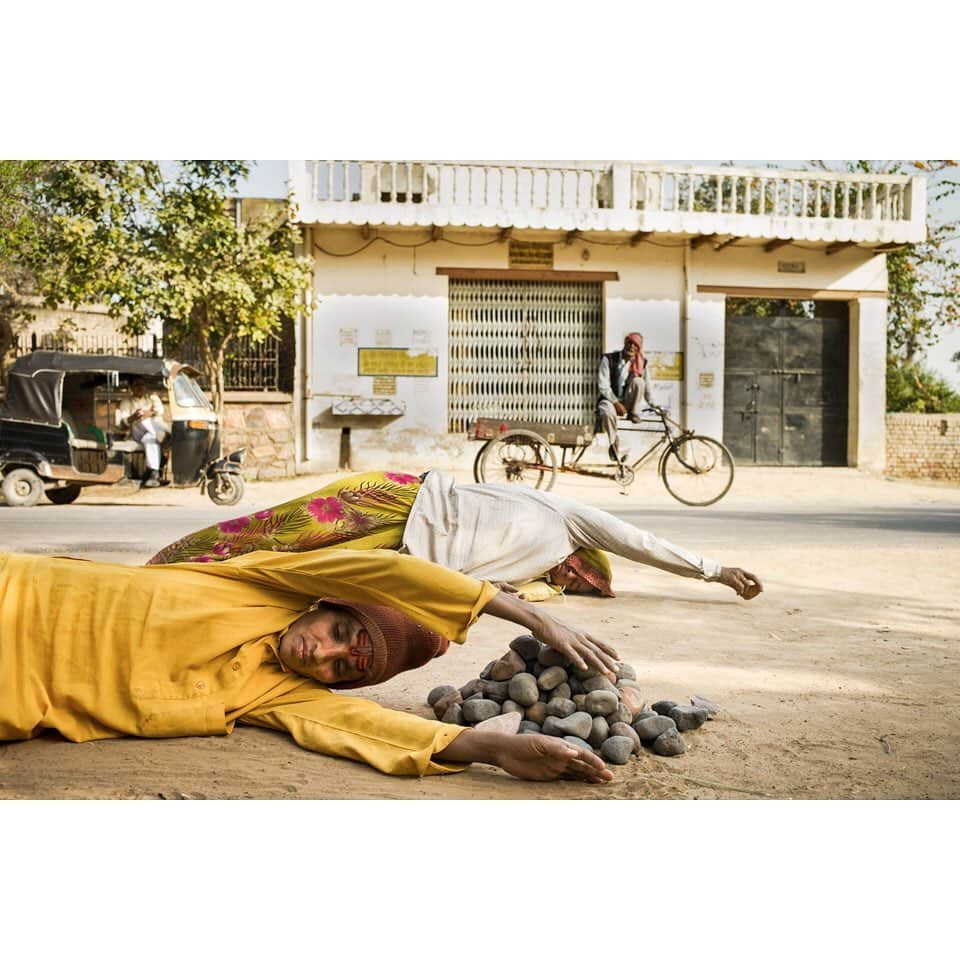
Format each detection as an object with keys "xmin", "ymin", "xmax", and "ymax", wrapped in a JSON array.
[
  {"xmin": 509, "ymin": 635, "xmax": 542, "ymax": 661},
  {"xmin": 479, "ymin": 660, "xmax": 497, "ymax": 680},
  {"xmin": 609, "ymin": 721, "xmax": 642, "ymax": 754},
  {"xmin": 552, "ymin": 682, "xmax": 572, "ymax": 701},
  {"xmin": 585, "ymin": 690, "xmax": 619, "ymax": 717},
  {"xmin": 572, "ymin": 664, "xmax": 600, "ymax": 680},
  {"xmin": 537, "ymin": 646, "xmax": 569, "ymax": 668},
  {"xmin": 616, "ymin": 662, "xmax": 637, "ymax": 681},
  {"xmin": 601, "ymin": 736, "xmax": 634, "ymax": 765},
  {"xmin": 634, "ymin": 710, "xmax": 657, "ymax": 722},
  {"xmin": 651, "ymin": 700, "xmax": 678, "ymax": 716},
  {"xmin": 432, "ymin": 689, "xmax": 462, "ymax": 720},
  {"xmin": 508, "ymin": 672, "xmax": 539, "ymax": 707},
  {"xmin": 552, "ymin": 710, "xmax": 593, "ymax": 740},
  {"xmin": 652, "ymin": 729, "xmax": 687, "ymax": 757},
  {"xmin": 440, "ymin": 703, "xmax": 464, "ymax": 725},
  {"xmin": 538, "ymin": 665, "xmax": 569, "ymax": 691},
  {"xmin": 587, "ymin": 715, "xmax": 609, "ymax": 748},
  {"xmin": 616, "ymin": 678, "xmax": 642, "ymax": 690},
  {"xmin": 567, "ymin": 676, "xmax": 584, "ymax": 695},
  {"xmin": 491, "ymin": 650, "xmax": 526, "ymax": 681},
  {"xmin": 524, "ymin": 701, "xmax": 547, "ymax": 726},
  {"xmin": 427, "ymin": 685, "xmax": 457, "ymax": 707},
  {"xmin": 479, "ymin": 679, "xmax": 510, "ymax": 703},
  {"xmin": 563, "ymin": 735, "xmax": 595, "ymax": 753},
  {"xmin": 462, "ymin": 699, "xmax": 501, "ymax": 724},
  {"xmin": 583, "ymin": 676, "xmax": 619, "ymax": 696},
  {"xmin": 459, "ymin": 677, "xmax": 482, "ymax": 700},
  {"xmin": 541, "ymin": 716, "xmax": 564, "ymax": 738},
  {"xmin": 545, "ymin": 697, "xmax": 576, "ymax": 719},
  {"xmin": 464, "ymin": 692, "xmax": 483, "ymax": 701},
  {"xmin": 633, "ymin": 714, "xmax": 678, "ymax": 742},
  {"xmin": 572, "ymin": 694, "xmax": 588, "ymax": 710},
  {"xmin": 519, "ymin": 720, "xmax": 541, "ymax": 735},
  {"xmin": 669, "ymin": 705, "xmax": 710, "ymax": 731},
  {"xmin": 690, "ymin": 695, "xmax": 722, "ymax": 718},
  {"xmin": 607, "ymin": 702, "xmax": 633, "ymax": 726},
  {"xmin": 501, "ymin": 699, "xmax": 524, "ymax": 715}
]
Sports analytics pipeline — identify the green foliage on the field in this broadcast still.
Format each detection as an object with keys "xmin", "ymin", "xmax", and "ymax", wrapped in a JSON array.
[
  {"xmin": 0, "ymin": 160, "xmax": 311, "ymax": 411},
  {"xmin": 809, "ymin": 160, "xmax": 960, "ymax": 367},
  {"xmin": 886, "ymin": 356, "xmax": 960, "ymax": 413}
]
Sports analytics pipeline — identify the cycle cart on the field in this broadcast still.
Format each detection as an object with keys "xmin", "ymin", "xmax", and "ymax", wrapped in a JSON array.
[{"xmin": 469, "ymin": 407, "xmax": 735, "ymax": 506}]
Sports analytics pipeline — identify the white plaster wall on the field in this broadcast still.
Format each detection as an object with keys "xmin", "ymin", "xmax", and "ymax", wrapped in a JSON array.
[
  {"xmin": 684, "ymin": 293, "xmax": 726, "ymax": 438},
  {"xmin": 304, "ymin": 225, "xmax": 889, "ymax": 469},
  {"xmin": 848, "ymin": 298, "xmax": 888, "ymax": 471}
]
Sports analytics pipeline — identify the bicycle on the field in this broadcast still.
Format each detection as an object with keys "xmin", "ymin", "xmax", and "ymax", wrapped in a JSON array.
[{"xmin": 469, "ymin": 407, "xmax": 735, "ymax": 507}]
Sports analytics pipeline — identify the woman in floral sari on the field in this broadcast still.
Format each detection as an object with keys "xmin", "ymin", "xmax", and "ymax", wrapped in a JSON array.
[
  {"xmin": 149, "ymin": 470, "xmax": 760, "ymax": 601},
  {"xmin": 148, "ymin": 471, "xmax": 618, "ymax": 600}
]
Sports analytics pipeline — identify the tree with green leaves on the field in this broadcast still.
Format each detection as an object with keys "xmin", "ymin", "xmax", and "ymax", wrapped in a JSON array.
[
  {"xmin": 808, "ymin": 161, "xmax": 960, "ymax": 413},
  {"xmin": 1, "ymin": 160, "xmax": 311, "ymax": 412},
  {"xmin": 120, "ymin": 161, "xmax": 311, "ymax": 412}
]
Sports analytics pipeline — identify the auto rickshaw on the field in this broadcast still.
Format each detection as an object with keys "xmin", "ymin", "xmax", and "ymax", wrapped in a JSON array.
[{"xmin": 0, "ymin": 351, "xmax": 245, "ymax": 507}]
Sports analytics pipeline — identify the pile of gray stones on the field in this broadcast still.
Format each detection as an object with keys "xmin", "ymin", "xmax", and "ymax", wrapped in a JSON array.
[{"xmin": 427, "ymin": 634, "xmax": 719, "ymax": 765}]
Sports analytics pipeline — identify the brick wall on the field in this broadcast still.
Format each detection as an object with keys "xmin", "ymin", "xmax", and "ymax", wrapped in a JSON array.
[
  {"xmin": 886, "ymin": 413, "xmax": 960, "ymax": 481},
  {"xmin": 222, "ymin": 393, "xmax": 296, "ymax": 480}
]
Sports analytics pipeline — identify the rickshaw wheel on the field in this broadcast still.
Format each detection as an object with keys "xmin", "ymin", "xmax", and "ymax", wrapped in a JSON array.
[
  {"xmin": 208, "ymin": 473, "xmax": 244, "ymax": 507},
  {"xmin": 46, "ymin": 484, "xmax": 82, "ymax": 505},
  {"xmin": 2, "ymin": 468, "xmax": 44, "ymax": 507},
  {"xmin": 477, "ymin": 429, "xmax": 557, "ymax": 492}
]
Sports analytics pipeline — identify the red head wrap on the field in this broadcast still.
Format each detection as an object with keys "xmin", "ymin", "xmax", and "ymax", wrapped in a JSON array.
[
  {"xmin": 623, "ymin": 333, "xmax": 646, "ymax": 378},
  {"xmin": 319, "ymin": 599, "xmax": 450, "ymax": 690}
]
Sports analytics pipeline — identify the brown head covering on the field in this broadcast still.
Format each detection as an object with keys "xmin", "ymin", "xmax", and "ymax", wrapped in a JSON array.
[
  {"xmin": 623, "ymin": 332, "xmax": 646, "ymax": 377},
  {"xmin": 566, "ymin": 547, "xmax": 616, "ymax": 597},
  {"xmin": 319, "ymin": 598, "xmax": 450, "ymax": 690}
]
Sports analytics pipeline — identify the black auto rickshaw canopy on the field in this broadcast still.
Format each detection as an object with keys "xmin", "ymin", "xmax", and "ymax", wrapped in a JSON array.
[{"xmin": 2, "ymin": 352, "xmax": 183, "ymax": 427}]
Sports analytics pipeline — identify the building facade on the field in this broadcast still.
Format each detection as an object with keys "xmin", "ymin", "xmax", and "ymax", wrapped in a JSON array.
[{"xmin": 288, "ymin": 161, "xmax": 925, "ymax": 473}]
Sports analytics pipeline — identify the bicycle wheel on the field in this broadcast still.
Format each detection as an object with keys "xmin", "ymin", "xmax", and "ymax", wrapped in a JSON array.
[
  {"xmin": 477, "ymin": 429, "xmax": 557, "ymax": 491},
  {"xmin": 472, "ymin": 442, "xmax": 489, "ymax": 483},
  {"xmin": 659, "ymin": 435, "xmax": 734, "ymax": 506}
]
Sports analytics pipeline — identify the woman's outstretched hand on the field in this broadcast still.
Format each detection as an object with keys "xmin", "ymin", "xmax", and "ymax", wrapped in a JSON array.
[
  {"xmin": 481, "ymin": 588, "xmax": 620, "ymax": 680},
  {"xmin": 719, "ymin": 566, "xmax": 763, "ymax": 600},
  {"xmin": 435, "ymin": 729, "xmax": 613, "ymax": 783}
]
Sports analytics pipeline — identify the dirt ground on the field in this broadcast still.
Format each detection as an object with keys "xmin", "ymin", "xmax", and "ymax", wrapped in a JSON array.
[{"xmin": 1, "ymin": 465, "xmax": 958, "ymax": 800}]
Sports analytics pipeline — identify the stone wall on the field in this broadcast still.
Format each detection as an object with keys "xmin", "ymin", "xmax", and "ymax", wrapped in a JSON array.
[
  {"xmin": 886, "ymin": 413, "xmax": 960, "ymax": 481},
  {"xmin": 222, "ymin": 392, "xmax": 296, "ymax": 480}
]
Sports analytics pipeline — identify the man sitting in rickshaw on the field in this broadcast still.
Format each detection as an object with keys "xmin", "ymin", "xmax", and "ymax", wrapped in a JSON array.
[{"xmin": 115, "ymin": 376, "xmax": 170, "ymax": 488}]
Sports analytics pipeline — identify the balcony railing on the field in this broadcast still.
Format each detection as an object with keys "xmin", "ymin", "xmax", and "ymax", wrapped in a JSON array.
[{"xmin": 294, "ymin": 161, "xmax": 927, "ymax": 243}]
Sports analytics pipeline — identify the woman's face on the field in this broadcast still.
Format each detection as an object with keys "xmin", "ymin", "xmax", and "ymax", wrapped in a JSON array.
[
  {"xmin": 549, "ymin": 560, "xmax": 597, "ymax": 595},
  {"xmin": 277, "ymin": 604, "xmax": 373, "ymax": 684}
]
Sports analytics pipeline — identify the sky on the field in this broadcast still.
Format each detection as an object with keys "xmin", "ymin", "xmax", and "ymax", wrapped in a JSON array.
[{"xmin": 233, "ymin": 159, "xmax": 960, "ymax": 389}]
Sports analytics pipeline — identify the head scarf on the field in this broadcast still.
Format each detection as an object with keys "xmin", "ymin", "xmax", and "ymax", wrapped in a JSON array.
[
  {"xmin": 317, "ymin": 598, "xmax": 449, "ymax": 689},
  {"xmin": 623, "ymin": 333, "xmax": 646, "ymax": 377},
  {"xmin": 565, "ymin": 547, "xmax": 615, "ymax": 597}
]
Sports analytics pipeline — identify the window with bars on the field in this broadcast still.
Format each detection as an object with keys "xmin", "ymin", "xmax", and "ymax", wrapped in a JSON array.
[{"xmin": 448, "ymin": 279, "xmax": 603, "ymax": 432}]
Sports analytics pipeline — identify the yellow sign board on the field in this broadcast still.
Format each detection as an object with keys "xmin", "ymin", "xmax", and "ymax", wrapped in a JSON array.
[
  {"xmin": 649, "ymin": 352, "xmax": 684, "ymax": 381},
  {"xmin": 509, "ymin": 240, "xmax": 554, "ymax": 268},
  {"xmin": 357, "ymin": 348, "xmax": 438, "ymax": 378}
]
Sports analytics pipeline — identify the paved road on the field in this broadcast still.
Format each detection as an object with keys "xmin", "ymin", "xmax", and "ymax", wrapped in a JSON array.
[{"xmin": 2, "ymin": 498, "xmax": 958, "ymax": 562}]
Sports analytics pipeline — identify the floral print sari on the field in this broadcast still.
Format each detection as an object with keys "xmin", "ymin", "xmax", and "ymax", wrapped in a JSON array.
[{"xmin": 147, "ymin": 471, "xmax": 422, "ymax": 565}]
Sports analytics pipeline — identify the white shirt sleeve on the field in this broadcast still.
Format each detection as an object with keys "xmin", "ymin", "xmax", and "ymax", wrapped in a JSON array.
[{"xmin": 557, "ymin": 498, "xmax": 723, "ymax": 581}]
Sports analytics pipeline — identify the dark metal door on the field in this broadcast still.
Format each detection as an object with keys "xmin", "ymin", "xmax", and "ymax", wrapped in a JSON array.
[{"xmin": 723, "ymin": 303, "xmax": 849, "ymax": 465}]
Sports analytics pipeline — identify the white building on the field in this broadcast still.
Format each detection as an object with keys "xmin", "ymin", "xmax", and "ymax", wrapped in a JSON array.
[{"xmin": 290, "ymin": 161, "xmax": 926, "ymax": 473}]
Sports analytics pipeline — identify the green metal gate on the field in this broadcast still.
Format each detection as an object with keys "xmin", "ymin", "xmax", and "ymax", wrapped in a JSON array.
[
  {"xmin": 448, "ymin": 279, "xmax": 603, "ymax": 432},
  {"xmin": 723, "ymin": 301, "xmax": 849, "ymax": 465}
]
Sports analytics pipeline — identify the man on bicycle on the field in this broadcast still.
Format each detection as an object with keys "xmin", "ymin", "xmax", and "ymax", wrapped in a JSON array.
[{"xmin": 597, "ymin": 332, "xmax": 655, "ymax": 462}]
